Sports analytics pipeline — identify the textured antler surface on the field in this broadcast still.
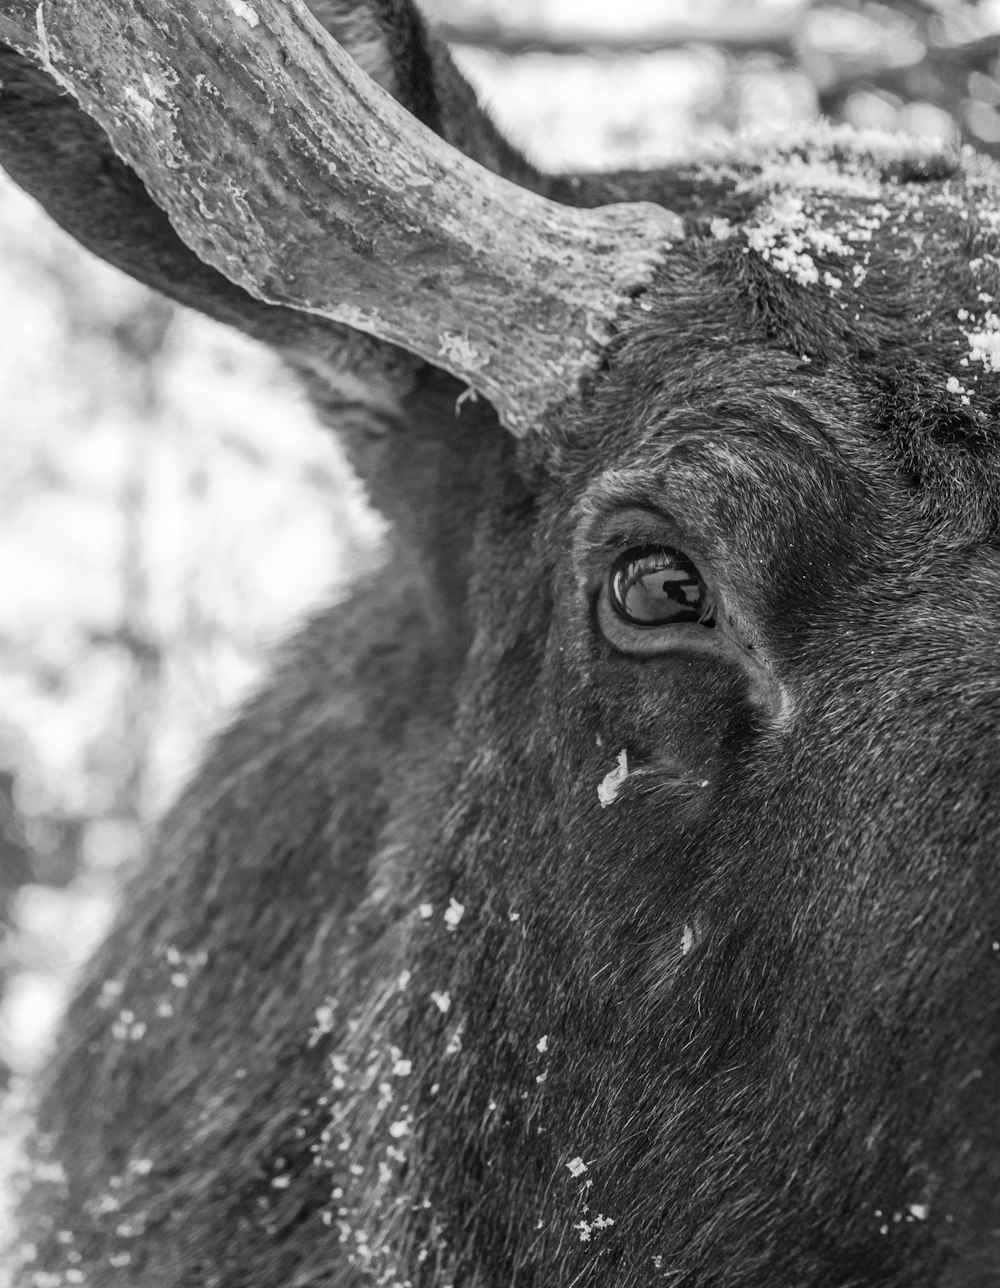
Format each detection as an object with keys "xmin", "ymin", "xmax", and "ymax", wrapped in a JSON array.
[{"xmin": 0, "ymin": 0, "xmax": 682, "ymax": 432}]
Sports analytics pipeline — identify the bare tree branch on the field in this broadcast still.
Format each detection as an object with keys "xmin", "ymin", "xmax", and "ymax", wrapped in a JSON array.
[{"xmin": 432, "ymin": 12, "xmax": 800, "ymax": 60}]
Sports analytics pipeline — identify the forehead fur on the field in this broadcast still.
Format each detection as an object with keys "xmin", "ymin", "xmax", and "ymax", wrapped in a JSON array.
[{"xmin": 546, "ymin": 129, "xmax": 1000, "ymax": 545}]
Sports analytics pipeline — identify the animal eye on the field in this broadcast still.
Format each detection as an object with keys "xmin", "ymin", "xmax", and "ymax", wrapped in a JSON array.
[{"xmin": 608, "ymin": 546, "xmax": 715, "ymax": 628}]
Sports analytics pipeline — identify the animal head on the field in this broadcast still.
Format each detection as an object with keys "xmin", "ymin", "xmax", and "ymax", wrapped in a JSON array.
[{"xmin": 1, "ymin": 2, "xmax": 998, "ymax": 1285}]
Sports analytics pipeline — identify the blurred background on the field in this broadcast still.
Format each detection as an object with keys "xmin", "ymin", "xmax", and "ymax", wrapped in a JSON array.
[{"xmin": 2, "ymin": 0, "xmax": 1000, "ymax": 1085}]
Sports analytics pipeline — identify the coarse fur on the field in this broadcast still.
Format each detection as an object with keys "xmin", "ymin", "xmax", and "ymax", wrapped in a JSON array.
[{"xmin": 2, "ymin": 3, "xmax": 999, "ymax": 1287}]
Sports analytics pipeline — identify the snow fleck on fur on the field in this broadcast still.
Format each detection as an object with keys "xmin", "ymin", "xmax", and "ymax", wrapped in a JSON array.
[
  {"xmin": 575, "ymin": 1214, "xmax": 614, "ymax": 1242},
  {"xmin": 309, "ymin": 1001, "xmax": 336, "ymax": 1046},
  {"xmin": 430, "ymin": 990, "xmax": 451, "ymax": 1014},
  {"xmin": 443, "ymin": 897, "xmax": 464, "ymax": 931},
  {"xmin": 598, "ymin": 749, "xmax": 628, "ymax": 808},
  {"xmin": 964, "ymin": 310, "xmax": 1000, "ymax": 372},
  {"xmin": 566, "ymin": 1156, "xmax": 588, "ymax": 1177},
  {"xmin": 744, "ymin": 193, "xmax": 859, "ymax": 289}
]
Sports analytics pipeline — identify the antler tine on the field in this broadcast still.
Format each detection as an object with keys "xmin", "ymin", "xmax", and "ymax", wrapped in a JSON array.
[{"xmin": 0, "ymin": 0, "xmax": 681, "ymax": 434}]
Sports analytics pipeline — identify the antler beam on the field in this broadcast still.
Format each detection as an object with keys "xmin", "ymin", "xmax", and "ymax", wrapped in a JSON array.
[{"xmin": 0, "ymin": 0, "xmax": 681, "ymax": 433}]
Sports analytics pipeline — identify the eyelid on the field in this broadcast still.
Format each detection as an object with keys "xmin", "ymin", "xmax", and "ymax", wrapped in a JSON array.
[{"xmin": 581, "ymin": 506, "xmax": 692, "ymax": 569}]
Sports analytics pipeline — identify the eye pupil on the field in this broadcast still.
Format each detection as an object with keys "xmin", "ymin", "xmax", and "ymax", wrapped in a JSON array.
[{"xmin": 609, "ymin": 546, "xmax": 714, "ymax": 627}]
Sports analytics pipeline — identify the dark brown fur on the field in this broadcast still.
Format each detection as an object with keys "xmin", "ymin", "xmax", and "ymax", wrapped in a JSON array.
[{"xmin": 2, "ymin": 4, "xmax": 999, "ymax": 1285}]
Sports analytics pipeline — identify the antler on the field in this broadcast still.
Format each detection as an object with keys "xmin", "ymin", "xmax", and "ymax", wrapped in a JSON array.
[{"xmin": 0, "ymin": 0, "xmax": 681, "ymax": 434}]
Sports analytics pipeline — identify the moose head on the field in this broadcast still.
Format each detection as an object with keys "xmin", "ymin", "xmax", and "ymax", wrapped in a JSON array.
[{"xmin": 2, "ymin": 1, "xmax": 998, "ymax": 1285}]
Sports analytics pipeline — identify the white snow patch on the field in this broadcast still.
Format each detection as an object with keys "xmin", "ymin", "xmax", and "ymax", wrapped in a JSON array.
[
  {"xmin": 965, "ymin": 311, "xmax": 1000, "ymax": 372},
  {"xmin": 536, "ymin": 1035, "xmax": 548, "ymax": 1053},
  {"xmin": 598, "ymin": 748, "xmax": 629, "ymax": 808},
  {"xmin": 418, "ymin": 903, "xmax": 433, "ymax": 920},
  {"xmin": 226, "ymin": 0, "xmax": 260, "ymax": 25},
  {"xmin": 736, "ymin": 153, "xmax": 880, "ymax": 200},
  {"xmin": 443, "ymin": 897, "xmax": 465, "ymax": 931},
  {"xmin": 141, "ymin": 74, "xmax": 173, "ymax": 106},
  {"xmin": 681, "ymin": 924, "xmax": 695, "ymax": 956},
  {"xmin": 430, "ymin": 990, "xmax": 451, "ymax": 1014},
  {"xmin": 123, "ymin": 87, "xmax": 157, "ymax": 130},
  {"xmin": 566, "ymin": 1156, "xmax": 588, "ymax": 1177},
  {"xmin": 439, "ymin": 331, "xmax": 488, "ymax": 373},
  {"xmin": 907, "ymin": 1203, "xmax": 928, "ymax": 1221}
]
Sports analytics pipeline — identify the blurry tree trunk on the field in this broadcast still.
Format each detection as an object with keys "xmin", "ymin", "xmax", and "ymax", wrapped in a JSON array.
[{"xmin": 112, "ymin": 299, "xmax": 171, "ymax": 832}]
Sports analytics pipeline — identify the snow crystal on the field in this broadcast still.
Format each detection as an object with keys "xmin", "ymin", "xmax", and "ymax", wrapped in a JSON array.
[
  {"xmin": 946, "ymin": 376, "xmax": 967, "ymax": 397},
  {"xmin": 598, "ymin": 749, "xmax": 629, "ymax": 808},
  {"xmin": 443, "ymin": 898, "xmax": 465, "ymax": 931},
  {"xmin": 536, "ymin": 1035, "xmax": 548, "ymax": 1053},
  {"xmin": 680, "ymin": 925, "xmax": 695, "ymax": 956},
  {"xmin": 392, "ymin": 1058, "xmax": 412, "ymax": 1076},
  {"xmin": 572, "ymin": 1214, "xmax": 614, "ymax": 1241},
  {"xmin": 309, "ymin": 1001, "xmax": 336, "ymax": 1046},
  {"xmin": 430, "ymin": 991, "xmax": 451, "ymax": 1014},
  {"xmin": 97, "ymin": 979, "xmax": 124, "ymax": 1008},
  {"xmin": 418, "ymin": 903, "xmax": 433, "ymax": 920},
  {"xmin": 907, "ymin": 1203, "xmax": 928, "ymax": 1221},
  {"xmin": 388, "ymin": 1121, "xmax": 410, "ymax": 1139},
  {"xmin": 566, "ymin": 1156, "xmax": 588, "ymax": 1177}
]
